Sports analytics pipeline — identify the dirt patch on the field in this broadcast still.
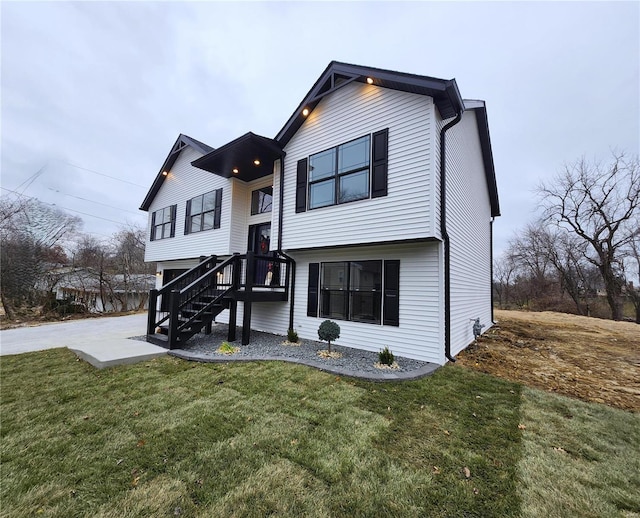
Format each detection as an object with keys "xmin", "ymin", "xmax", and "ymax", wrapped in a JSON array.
[
  {"xmin": 0, "ymin": 310, "xmax": 147, "ymax": 330},
  {"xmin": 457, "ymin": 310, "xmax": 640, "ymax": 412}
]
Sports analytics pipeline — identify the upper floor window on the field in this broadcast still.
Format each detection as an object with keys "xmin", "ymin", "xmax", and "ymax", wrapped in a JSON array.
[
  {"xmin": 295, "ymin": 128, "xmax": 388, "ymax": 213},
  {"xmin": 150, "ymin": 205, "xmax": 176, "ymax": 241},
  {"xmin": 185, "ymin": 189, "xmax": 222, "ymax": 234},
  {"xmin": 309, "ymin": 135, "xmax": 370, "ymax": 209},
  {"xmin": 251, "ymin": 186, "xmax": 273, "ymax": 215}
]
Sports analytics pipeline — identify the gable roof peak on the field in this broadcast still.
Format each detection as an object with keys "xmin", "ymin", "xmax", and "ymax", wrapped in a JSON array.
[
  {"xmin": 275, "ymin": 61, "xmax": 464, "ymax": 146},
  {"xmin": 140, "ymin": 133, "xmax": 214, "ymax": 211}
]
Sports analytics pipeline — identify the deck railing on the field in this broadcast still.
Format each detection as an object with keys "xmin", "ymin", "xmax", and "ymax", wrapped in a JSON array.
[{"xmin": 147, "ymin": 252, "xmax": 292, "ymax": 348}]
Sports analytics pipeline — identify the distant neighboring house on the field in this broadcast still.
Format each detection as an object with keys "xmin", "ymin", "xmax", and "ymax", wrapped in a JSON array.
[
  {"xmin": 141, "ymin": 61, "xmax": 500, "ymax": 365},
  {"xmin": 50, "ymin": 267, "xmax": 155, "ymax": 313}
]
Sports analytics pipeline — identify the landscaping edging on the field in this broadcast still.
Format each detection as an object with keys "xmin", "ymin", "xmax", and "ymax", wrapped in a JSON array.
[{"xmin": 153, "ymin": 323, "xmax": 440, "ymax": 382}]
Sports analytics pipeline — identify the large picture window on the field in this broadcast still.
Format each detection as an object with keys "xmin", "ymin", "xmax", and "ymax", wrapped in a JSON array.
[
  {"xmin": 185, "ymin": 189, "xmax": 222, "ymax": 234},
  {"xmin": 150, "ymin": 205, "xmax": 176, "ymax": 241},
  {"xmin": 319, "ymin": 260, "xmax": 383, "ymax": 324},
  {"xmin": 309, "ymin": 135, "xmax": 370, "ymax": 209},
  {"xmin": 309, "ymin": 259, "xmax": 399, "ymax": 325}
]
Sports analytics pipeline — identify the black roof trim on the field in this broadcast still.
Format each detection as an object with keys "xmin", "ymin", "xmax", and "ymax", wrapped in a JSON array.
[
  {"xmin": 275, "ymin": 61, "xmax": 465, "ymax": 146},
  {"xmin": 191, "ymin": 132, "xmax": 284, "ymax": 183},
  {"xmin": 463, "ymin": 100, "xmax": 500, "ymax": 217},
  {"xmin": 140, "ymin": 134, "xmax": 214, "ymax": 211}
]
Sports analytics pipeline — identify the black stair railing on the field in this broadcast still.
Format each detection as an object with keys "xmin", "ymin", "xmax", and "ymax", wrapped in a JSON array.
[
  {"xmin": 147, "ymin": 254, "xmax": 219, "ymax": 336},
  {"xmin": 147, "ymin": 252, "xmax": 293, "ymax": 348},
  {"xmin": 171, "ymin": 255, "xmax": 239, "ymax": 341}
]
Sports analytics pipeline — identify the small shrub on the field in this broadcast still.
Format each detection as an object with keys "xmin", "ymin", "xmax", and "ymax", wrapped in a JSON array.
[
  {"xmin": 287, "ymin": 328, "xmax": 299, "ymax": 343},
  {"xmin": 318, "ymin": 320, "xmax": 340, "ymax": 353},
  {"xmin": 378, "ymin": 346, "xmax": 395, "ymax": 366},
  {"xmin": 216, "ymin": 341, "xmax": 239, "ymax": 355}
]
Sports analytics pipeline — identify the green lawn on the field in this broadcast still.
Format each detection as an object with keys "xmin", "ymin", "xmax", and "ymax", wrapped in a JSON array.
[{"xmin": 1, "ymin": 349, "xmax": 638, "ymax": 517}]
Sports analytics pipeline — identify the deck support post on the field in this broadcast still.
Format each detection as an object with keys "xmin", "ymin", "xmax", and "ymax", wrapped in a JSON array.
[
  {"xmin": 167, "ymin": 289, "xmax": 180, "ymax": 349},
  {"xmin": 227, "ymin": 253, "xmax": 241, "ymax": 342},
  {"xmin": 228, "ymin": 300, "xmax": 237, "ymax": 341},
  {"xmin": 242, "ymin": 251, "xmax": 255, "ymax": 345},
  {"xmin": 147, "ymin": 289, "xmax": 158, "ymax": 335}
]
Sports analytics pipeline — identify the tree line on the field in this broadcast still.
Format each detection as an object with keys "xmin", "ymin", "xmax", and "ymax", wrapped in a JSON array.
[
  {"xmin": 494, "ymin": 152, "xmax": 640, "ymax": 323},
  {"xmin": 0, "ymin": 195, "xmax": 154, "ymax": 320}
]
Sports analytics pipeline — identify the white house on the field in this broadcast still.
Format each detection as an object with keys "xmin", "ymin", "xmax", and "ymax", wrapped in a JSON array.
[
  {"xmin": 49, "ymin": 267, "xmax": 155, "ymax": 313},
  {"xmin": 140, "ymin": 62, "xmax": 500, "ymax": 365}
]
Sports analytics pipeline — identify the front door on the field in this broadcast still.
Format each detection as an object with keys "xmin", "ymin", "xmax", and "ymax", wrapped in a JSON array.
[
  {"xmin": 160, "ymin": 269, "xmax": 187, "ymax": 310},
  {"xmin": 247, "ymin": 223, "xmax": 273, "ymax": 285}
]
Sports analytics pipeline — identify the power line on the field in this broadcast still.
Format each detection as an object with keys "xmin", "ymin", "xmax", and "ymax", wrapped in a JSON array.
[
  {"xmin": 14, "ymin": 163, "xmax": 48, "ymax": 193},
  {"xmin": 0, "ymin": 186, "xmax": 142, "ymax": 225},
  {"xmin": 60, "ymin": 160, "xmax": 147, "ymax": 188},
  {"xmin": 46, "ymin": 187, "xmax": 141, "ymax": 216}
]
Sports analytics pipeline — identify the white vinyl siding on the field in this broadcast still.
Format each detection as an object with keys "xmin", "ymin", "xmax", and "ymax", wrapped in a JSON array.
[
  {"xmin": 230, "ymin": 175, "xmax": 274, "ymax": 253},
  {"xmin": 442, "ymin": 109, "xmax": 494, "ymax": 355},
  {"xmin": 145, "ymin": 147, "xmax": 231, "ymax": 262},
  {"xmin": 278, "ymin": 82, "xmax": 435, "ymax": 250},
  {"xmin": 216, "ymin": 243, "xmax": 443, "ymax": 364},
  {"xmin": 145, "ymin": 148, "xmax": 276, "ymax": 262}
]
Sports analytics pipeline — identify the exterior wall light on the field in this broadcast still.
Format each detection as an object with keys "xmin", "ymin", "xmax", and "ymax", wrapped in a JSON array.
[
  {"xmin": 162, "ymin": 171, "xmax": 168, "ymax": 176},
  {"xmin": 302, "ymin": 108, "xmax": 309, "ymax": 116},
  {"xmin": 366, "ymin": 77, "xmax": 374, "ymax": 84},
  {"xmin": 232, "ymin": 168, "xmax": 239, "ymax": 174},
  {"xmin": 253, "ymin": 159, "xmax": 261, "ymax": 166}
]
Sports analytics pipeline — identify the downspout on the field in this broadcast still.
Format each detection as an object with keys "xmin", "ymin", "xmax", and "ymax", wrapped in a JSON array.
[
  {"xmin": 440, "ymin": 111, "xmax": 463, "ymax": 363},
  {"xmin": 490, "ymin": 216, "xmax": 495, "ymax": 324},
  {"xmin": 277, "ymin": 154, "xmax": 286, "ymax": 252},
  {"xmin": 276, "ymin": 154, "xmax": 297, "ymax": 332}
]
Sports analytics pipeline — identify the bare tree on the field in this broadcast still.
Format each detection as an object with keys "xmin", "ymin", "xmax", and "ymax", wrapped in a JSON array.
[
  {"xmin": 506, "ymin": 224, "xmax": 555, "ymax": 307},
  {"xmin": 493, "ymin": 255, "xmax": 517, "ymax": 309},
  {"xmin": 0, "ymin": 197, "xmax": 81, "ymax": 318},
  {"xmin": 538, "ymin": 152, "xmax": 640, "ymax": 320},
  {"xmin": 537, "ymin": 227, "xmax": 598, "ymax": 316},
  {"xmin": 624, "ymin": 224, "xmax": 640, "ymax": 323},
  {"xmin": 109, "ymin": 225, "xmax": 154, "ymax": 311},
  {"xmin": 71, "ymin": 235, "xmax": 110, "ymax": 310}
]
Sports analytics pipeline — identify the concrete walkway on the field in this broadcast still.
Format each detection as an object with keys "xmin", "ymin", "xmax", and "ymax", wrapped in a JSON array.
[{"xmin": 0, "ymin": 314, "xmax": 167, "ymax": 368}]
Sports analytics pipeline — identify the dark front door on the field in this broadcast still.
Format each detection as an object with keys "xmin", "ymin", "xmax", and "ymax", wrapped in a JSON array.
[
  {"xmin": 247, "ymin": 223, "xmax": 274, "ymax": 285},
  {"xmin": 160, "ymin": 269, "xmax": 187, "ymax": 310}
]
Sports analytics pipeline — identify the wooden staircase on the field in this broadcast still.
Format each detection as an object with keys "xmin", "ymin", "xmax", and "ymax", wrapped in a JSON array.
[{"xmin": 146, "ymin": 252, "xmax": 292, "ymax": 349}]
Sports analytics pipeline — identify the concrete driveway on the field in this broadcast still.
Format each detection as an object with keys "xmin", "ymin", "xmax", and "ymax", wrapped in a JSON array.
[{"xmin": 0, "ymin": 313, "xmax": 166, "ymax": 368}]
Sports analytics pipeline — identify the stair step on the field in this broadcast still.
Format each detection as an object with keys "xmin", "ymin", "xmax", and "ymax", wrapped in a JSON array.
[{"xmin": 146, "ymin": 333, "xmax": 169, "ymax": 347}]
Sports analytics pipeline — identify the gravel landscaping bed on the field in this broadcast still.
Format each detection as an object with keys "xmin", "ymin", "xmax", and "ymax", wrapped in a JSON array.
[{"xmin": 133, "ymin": 323, "xmax": 439, "ymax": 381}]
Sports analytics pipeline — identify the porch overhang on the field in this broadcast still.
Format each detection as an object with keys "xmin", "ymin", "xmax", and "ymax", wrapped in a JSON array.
[{"xmin": 191, "ymin": 132, "xmax": 284, "ymax": 182}]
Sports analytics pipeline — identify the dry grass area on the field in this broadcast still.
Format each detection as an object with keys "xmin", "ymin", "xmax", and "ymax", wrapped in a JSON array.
[
  {"xmin": 458, "ymin": 309, "xmax": 640, "ymax": 412},
  {"xmin": 0, "ymin": 309, "xmax": 146, "ymax": 330}
]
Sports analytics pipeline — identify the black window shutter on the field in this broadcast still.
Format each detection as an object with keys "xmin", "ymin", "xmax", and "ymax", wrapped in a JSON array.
[
  {"xmin": 169, "ymin": 205, "xmax": 177, "ymax": 238},
  {"xmin": 371, "ymin": 128, "xmax": 389, "ymax": 198},
  {"xmin": 296, "ymin": 158, "xmax": 308, "ymax": 213},
  {"xmin": 307, "ymin": 263, "xmax": 320, "ymax": 317},
  {"xmin": 214, "ymin": 188, "xmax": 222, "ymax": 229},
  {"xmin": 383, "ymin": 260, "xmax": 400, "ymax": 326},
  {"xmin": 150, "ymin": 211, "xmax": 156, "ymax": 241},
  {"xmin": 184, "ymin": 199, "xmax": 192, "ymax": 235}
]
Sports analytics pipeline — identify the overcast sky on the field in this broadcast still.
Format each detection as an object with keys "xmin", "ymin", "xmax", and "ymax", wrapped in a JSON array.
[{"xmin": 2, "ymin": 1, "xmax": 638, "ymax": 256}]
